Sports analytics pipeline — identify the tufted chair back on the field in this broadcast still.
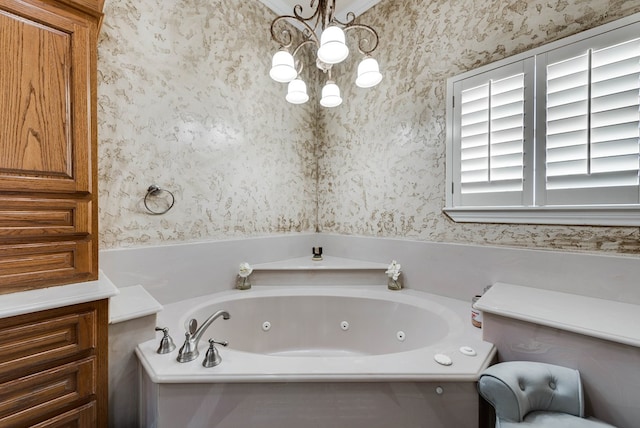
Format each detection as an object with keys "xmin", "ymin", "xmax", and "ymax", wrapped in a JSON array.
[
  {"xmin": 478, "ymin": 361, "xmax": 618, "ymax": 428},
  {"xmin": 478, "ymin": 361, "xmax": 583, "ymax": 422}
]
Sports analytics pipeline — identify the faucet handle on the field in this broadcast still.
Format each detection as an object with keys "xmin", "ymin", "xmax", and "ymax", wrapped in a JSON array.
[
  {"xmin": 202, "ymin": 338, "xmax": 228, "ymax": 368},
  {"xmin": 154, "ymin": 327, "xmax": 176, "ymax": 354},
  {"xmin": 209, "ymin": 338, "xmax": 228, "ymax": 347}
]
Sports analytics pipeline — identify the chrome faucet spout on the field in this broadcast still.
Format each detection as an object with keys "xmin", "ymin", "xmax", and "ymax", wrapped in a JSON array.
[
  {"xmin": 193, "ymin": 310, "xmax": 230, "ymax": 344},
  {"xmin": 177, "ymin": 309, "xmax": 230, "ymax": 363}
]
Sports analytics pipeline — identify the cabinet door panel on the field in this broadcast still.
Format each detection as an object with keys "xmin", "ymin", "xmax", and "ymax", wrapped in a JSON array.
[
  {"xmin": 0, "ymin": 196, "xmax": 90, "ymax": 237},
  {"xmin": 0, "ymin": 10, "xmax": 71, "ymax": 180},
  {"xmin": 0, "ymin": 301, "xmax": 108, "ymax": 427},
  {"xmin": 0, "ymin": 4, "xmax": 90, "ymax": 193},
  {"xmin": 0, "ymin": 358, "xmax": 95, "ymax": 427},
  {"xmin": 31, "ymin": 401, "xmax": 96, "ymax": 428},
  {"xmin": 0, "ymin": 310, "xmax": 96, "ymax": 378},
  {"xmin": 0, "ymin": 0, "xmax": 98, "ymax": 293},
  {"xmin": 0, "ymin": 240, "xmax": 94, "ymax": 293}
]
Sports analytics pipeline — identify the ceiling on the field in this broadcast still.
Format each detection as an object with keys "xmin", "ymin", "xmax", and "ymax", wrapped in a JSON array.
[{"xmin": 259, "ymin": 0, "xmax": 381, "ymax": 23}]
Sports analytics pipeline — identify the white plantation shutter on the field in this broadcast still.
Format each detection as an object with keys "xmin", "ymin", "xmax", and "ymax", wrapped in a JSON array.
[
  {"xmin": 545, "ymin": 53, "xmax": 590, "ymax": 182},
  {"xmin": 460, "ymin": 74, "xmax": 525, "ymax": 193},
  {"xmin": 544, "ymin": 37, "xmax": 640, "ymax": 205},
  {"xmin": 460, "ymin": 83, "xmax": 490, "ymax": 187},
  {"xmin": 446, "ymin": 16, "xmax": 640, "ymax": 225},
  {"xmin": 453, "ymin": 61, "xmax": 533, "ymax": 207}
]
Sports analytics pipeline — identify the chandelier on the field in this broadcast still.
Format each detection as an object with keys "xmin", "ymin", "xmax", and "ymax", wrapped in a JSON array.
[{"xmin": 269, "ymin": 0, "xmax": 382, "ymax": 107}]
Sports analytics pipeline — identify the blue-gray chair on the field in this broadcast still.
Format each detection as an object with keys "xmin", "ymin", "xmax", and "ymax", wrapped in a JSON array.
[{"xmin": 478, "ymin": 361, "xmax": 616, "ymax": 427}]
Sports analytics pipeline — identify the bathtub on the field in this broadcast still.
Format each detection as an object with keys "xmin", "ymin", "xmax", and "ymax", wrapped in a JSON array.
[{"xmin": 136, "ymin": 286, "xmax": 496, "ymax": 428}]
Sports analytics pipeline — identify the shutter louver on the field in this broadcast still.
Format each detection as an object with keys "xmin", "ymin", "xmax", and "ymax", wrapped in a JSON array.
[{"xmin": 545, "ymin": 38, "xmax": 640, "ymax": 198}]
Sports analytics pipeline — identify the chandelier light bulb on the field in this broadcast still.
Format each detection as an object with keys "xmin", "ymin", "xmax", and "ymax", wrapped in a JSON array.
[
  {"xmin": 317, "ymin": 26, "xmax": 349, "ymax": 65},
  {"xmin": 286, "ymin": 78, "xmax": 309, "ymax": 104},
  {"xmin": 270, "ymin": 50, "xmax": 297, "ymax": 83},
  {"xmin": 320, "ymin": 81, "xmax": 343, "ymax": 108},
  {"xmin": 356, "ymin": 57, "xmax": 383, "ymax": 88}
]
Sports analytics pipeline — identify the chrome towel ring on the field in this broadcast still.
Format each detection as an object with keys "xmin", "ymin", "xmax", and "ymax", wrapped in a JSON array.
[{"xmin": 144, "ymin": 185, "xmax": 175, "ymax": 215}]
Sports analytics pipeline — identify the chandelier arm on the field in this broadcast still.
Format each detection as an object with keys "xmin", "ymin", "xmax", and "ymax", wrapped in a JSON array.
[
  {"xmin": 270, "ymin": 16, "xmax": 294, "ymax": 48},
  {"xmin": 343, "ymin": 24, "xmax": 380, "ymax": 55},
  {"xmin": 330, "ymin": 11, "xmax": 355, "ymax": 26},
  {"xmin": 291, "ymin": 39, "xmax": 320, "ymax": 59},
  {"xmin": 293, "ymin": 3, "xmax": 322, "ymax": 26},
  {"xmin": 270, "ymin": 15, "xmax": 321, "ymax": 48},
  {"xmin": 295, "ymin": 59, "xmax": 304, "ymax": 77}
]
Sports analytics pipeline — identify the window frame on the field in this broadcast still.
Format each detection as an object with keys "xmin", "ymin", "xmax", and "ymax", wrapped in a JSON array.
[{"xmin": 444, "ymin": 13, "xmax": 640, "ymax": 227}]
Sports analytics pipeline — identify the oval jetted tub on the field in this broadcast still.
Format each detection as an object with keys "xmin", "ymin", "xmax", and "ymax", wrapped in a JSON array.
[{"xmin": 136, "ymin": 286, "xmax": 496, "ymax": 428}]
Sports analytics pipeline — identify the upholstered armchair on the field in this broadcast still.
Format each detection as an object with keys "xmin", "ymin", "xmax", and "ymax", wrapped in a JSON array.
[{"xmin": 478, "ymin": 361, "xmax": 617, "ymax": 428}]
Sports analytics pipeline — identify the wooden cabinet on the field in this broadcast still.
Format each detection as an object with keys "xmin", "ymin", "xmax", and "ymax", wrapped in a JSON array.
[
  {"xmin": 0, "ymin": 0, "xmax": 103, "ymax": 294},
  {"xmin": 0, "ymin": 1, "xmax": 108, "ymax": 426},
  {"xmin": 0, "ymin": 300, "xmax": 108, "ymax": 427}
]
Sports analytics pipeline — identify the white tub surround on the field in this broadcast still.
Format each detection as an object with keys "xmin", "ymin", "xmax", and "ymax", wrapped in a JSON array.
[
  {"xmin": 476, "ymin": 282, "xmax": 640, "ymax": 347},
  {"xmin": 250, "ymin": 255, "xmax": 390, "ymax": 286},
  {"xmin": 99, "ymin": 233, "xmax": 320, "ymax": 305},
  {"xmin": 477, "ymin": 282, "xmax": 640, "ymax": 428},
  {"xmin": 109, "ymin": 285, "xmax": 163, "ymax": 428},
  {"xmin": 315, "ymin": 235, "xmax": 640, "ymax": 304},
  {"xmin": 99, "ymin": 234, "xmax": 640, "ymax": 306},
  {"xmin": 252, "ymin": 255, "xmax": 389, "ymax": 271},
  {"xmin": 0, "ymin": 270, "xmax": 118, "ymax": 319},
  {"xmin": 137, "ymin": 286, "xmax": 495, "ymax": 427},
  {"xmin": 140, "ymin": 380, "xmax": 485, "ymax": 428},
  {"xmin": 100, "ymin": 236, "xmax": 639, "ymax": 425},
  {"xmin": 110, "ymin": 285, "xmax": 164, "ymax": 324}
]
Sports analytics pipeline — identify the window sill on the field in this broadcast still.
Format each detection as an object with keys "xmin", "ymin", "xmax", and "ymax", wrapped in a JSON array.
[{"xmin": 443, "ymin": 206, "xmax": 640, "ymax": 226}]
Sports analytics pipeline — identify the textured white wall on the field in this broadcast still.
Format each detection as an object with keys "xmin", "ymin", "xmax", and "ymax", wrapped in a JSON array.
[
  {"xmin": 98, "ymin": 0, "xmax": 317, "ymax": 249},
  {"xmin": 317, "ymin": 0, "xmax": 640, "ymax": 254},
  {"xmin": 98, "ymin": 0, "xmax": 640, "ymax": 255}
]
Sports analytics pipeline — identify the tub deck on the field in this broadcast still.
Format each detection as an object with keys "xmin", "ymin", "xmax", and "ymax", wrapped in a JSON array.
[{"xmin": 136, "ymin": 286, "xmax": 496, "ymax": 384}]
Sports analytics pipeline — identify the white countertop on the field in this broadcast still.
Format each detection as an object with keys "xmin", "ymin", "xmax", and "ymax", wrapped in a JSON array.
[
  {"xmin": 110, "ymin": 284, "xmax": 163, "ymax": 324},
  {"xmin": 476, "ymin": 282, "xmax": 640, "ymax": 348},
  {"xmin": 252, "ymin": 256, "xmax": 389, "ymax": 271},
  {"xmin": 0, "ymin": 270, "xmax": 119, "ymax": 319}
]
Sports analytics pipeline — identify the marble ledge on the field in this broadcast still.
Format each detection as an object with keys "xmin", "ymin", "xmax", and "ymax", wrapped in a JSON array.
[
  {"xmin": 0, "ymin": 270, "xmax": 119, "ymax": 320},
  {"xmin": 110, "ymin": 284, "xmax": 163, "ymax": 324},
  {"xmin": 252, "ymin": 256, "xmax": 389, "ymax": 271},
  {"xmin": 476, "ymin": 282, "xmax": 640, "ymax": 348}
]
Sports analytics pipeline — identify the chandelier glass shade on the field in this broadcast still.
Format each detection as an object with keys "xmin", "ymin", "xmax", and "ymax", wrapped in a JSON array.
[
  {"xmin": 270, "ymin": 49, "xmax": 297, "ymax": 82},
  {"xmin": 355, "ymin": 56, "xmax": 382, "ymax": 88},
  {"xmin": 286, "ymin": 78, "xmax": 310, "ymax": 104},
  {"xmin": 320, "ymin": 80, "xmax": 342, "ymax": 107},
  {"xmin": 269, "ymin": 0, "xmax": 382, "ymax": 107},
  {"xmin": 317, "ymin": 26, "xmax": 349, "ymax": 64}
]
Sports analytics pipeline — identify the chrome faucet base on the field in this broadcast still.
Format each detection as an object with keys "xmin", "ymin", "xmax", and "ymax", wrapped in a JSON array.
[
  {"xmin": 155, "ymin": 327, "xmax": 176, "ymax": 354},
  {"xmin": 176, "ymin": 310, "xmax": 230, "ymax": 363},
  {"xmin": 176, "ymin": 332, "xmax": 199, "ymax": 362},
  {"xmin": 202, "ymin": 339, "xmax": 228, "ymax": 368}
]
